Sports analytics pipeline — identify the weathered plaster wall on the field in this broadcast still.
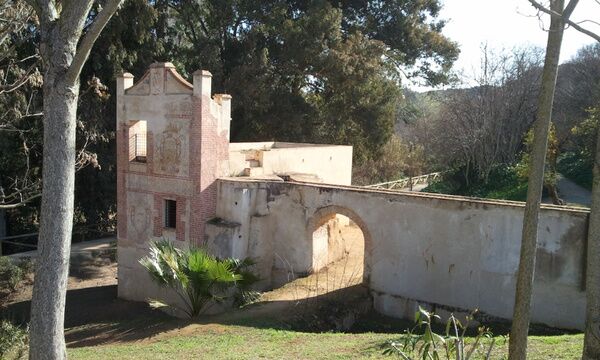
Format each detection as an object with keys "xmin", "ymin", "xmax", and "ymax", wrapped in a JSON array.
[
  {"xmin": 210, "ymin": 178, "xmax": 589, "ymax": 330},
  {"xmin": 116, "ymin": 63, "xmax": 231, "ymax": 306},
  {"xmin": 228, "ymin": 142, "xmax": 353, "ymax": 185}
]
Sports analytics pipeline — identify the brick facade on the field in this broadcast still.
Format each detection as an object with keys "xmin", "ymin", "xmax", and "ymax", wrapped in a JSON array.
[{"xmin": 117, "ymin": 62, "xmax": 230, "ymax": 249}]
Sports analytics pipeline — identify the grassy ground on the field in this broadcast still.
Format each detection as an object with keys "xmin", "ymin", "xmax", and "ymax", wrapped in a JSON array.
[
  {"xmin": 67, "ymin": 322, "xmax": 583, "ymax": 360},
  {"xmin": 64, "ymin": 306, "xmax": 584, "ymax": 360},
  {"xmin": 2, "ymin": 237, "xmax": 585, "ymax": 360}
]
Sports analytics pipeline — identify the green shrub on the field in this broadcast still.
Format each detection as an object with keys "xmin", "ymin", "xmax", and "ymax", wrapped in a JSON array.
[
  {"xmin": 0, "ymin": 321, "xmax": 28, "ymax": 359},
  {"xmin": 140, "ymin": 240, "xmax": 259, "ymax": 318},
  {"xmin": 383, "ymin": 307, "xmax": 500, "ymax": 360},
  {"xmin": 423, "ymin": 165, "xmax": 528, "ymax": 202},
  {"xmin": 0, "ymin": 257, "xmax": 28, "ymax": 292},
  {"xmin": 558, "ymin": 152, "xmax": 593, "ymax": 190},
  {"xmin": 423, "ymin": 177, "xmax": 461, "ymax": 195}
]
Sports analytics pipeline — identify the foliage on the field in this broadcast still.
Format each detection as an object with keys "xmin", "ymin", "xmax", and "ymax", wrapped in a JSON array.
[
  {"xmin": 515, "ymin": 122, "xmax": 560, "ymax": 189},
  {"xmin": 570, "ymin": 107, "xmax": 600, "ymax": 161},
  {"xmin": 557, "ymin": 106, "xmax": 599, "ymax": 190},
  {"xmin": 160, "ymin": 0, "xmax": 457, "ymax": 164},
  {"xmin": 383, "ymin": 307, "xmax": 499, "ymax": 360},
  {"xmin": 558, "ymin": 106, "xmax": 600, "ymax": 190},
  {"xmin": 424, "ymin": 165, "xmax": 528, "ymax": 202},
  {"xmin": 422, "ymin": 176, "xmax": 462, "ymax": 196},
  {"xmin": 139, "ymin": 240, "xmax": 259, "ymax": 318},
  {"xmin": 74, "ymin": 0, "xmax": 164, "ymax": 232},
  {"xmin": 1, "ymin": 0, "xmax": 459, "ymax": 237},
  {"xmin": 558, "ymin": 152, "xmax": 593, "ymax": 190},
  {"xmin": 0, "ymin": 257, "xmax": 31, "ymax": 292},
  {"xmin": 0, "ymin": 320, "xmax": 28, "ymax": 359},
  {"xmin": 353, "ymin": 135, "xmax": 426, "ymax": 185}
]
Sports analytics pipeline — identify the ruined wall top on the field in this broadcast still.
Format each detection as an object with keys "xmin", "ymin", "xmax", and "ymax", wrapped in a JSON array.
[
  {"xmin": 116, "ymin": 61, "xmax": 232, "ymax": 140},
  {"xmin": 117, "ymin": 62, "xmax": 209, "ymax": 96}
]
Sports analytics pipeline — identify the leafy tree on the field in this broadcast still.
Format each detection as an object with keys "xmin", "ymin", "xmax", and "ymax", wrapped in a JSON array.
[
  {"xmin": 515, "ymin": 123, "xmax": 562, "ymax": 204},
  {"xmin": 0, "ymin": 0, "xmax": 157, "ymax": 239},
  {"xmin": 353, "ymin": 134, "xmax": 425, "ymax": 185},
  {"xmin": 0, "ymin": 0, "xmax": 43, "ymax": 237},
  {"xmin": 2, "ymin": 0, "xmax": 459, "ymax": 240},
  {"xmin": 160, "ymin": 0, "xmax": 458, "ymax": 163},
  {"xmin": 140, "ymin": 240, "xmax": 258, "ymax": 318},
  {"xmin": 569, "ymin": 106, "xmax": 599, "ymax": 164}
]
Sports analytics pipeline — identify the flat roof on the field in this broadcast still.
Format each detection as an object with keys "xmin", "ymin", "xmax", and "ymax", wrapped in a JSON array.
[{"xmin": 229, "ymin": 141, "xmax": 352, "ymax": 151}]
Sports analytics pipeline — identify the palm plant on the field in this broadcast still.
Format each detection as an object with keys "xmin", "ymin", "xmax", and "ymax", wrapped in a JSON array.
[{"xmin": 139, "ymin": 240, "xmax": 259, "ymax": 318}]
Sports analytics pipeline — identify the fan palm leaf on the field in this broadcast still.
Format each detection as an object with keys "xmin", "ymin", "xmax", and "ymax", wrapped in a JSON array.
[{"xmin": 139, "ymin": 240, "xmax": 258, "ymax": 318}]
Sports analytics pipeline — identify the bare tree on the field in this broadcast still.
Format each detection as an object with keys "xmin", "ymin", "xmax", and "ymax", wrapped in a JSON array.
[
  {"xmin": 554, "ymin": 43, "xmax": 600, "ymax": 143},
  {"xmin": 412, "ymin": 46, "xmax": 543, "ymax": 183},
  {"xmin": 21, "ymin": 1, "xmax": 122, "ymax": 358},
  {"xmin": 509, "ymin": 1, "xmax": 600, "ymax": 359},
  {"xmin": 508, "ymin": 1, "xmax": 578, "ymax": 359}
]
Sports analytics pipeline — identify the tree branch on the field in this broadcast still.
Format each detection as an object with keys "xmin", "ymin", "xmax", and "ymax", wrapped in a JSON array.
[
  {"xmin": 528, "ymin": 0, "xmax": 600, "ymax": 42},
  {"xmin": 24, "ymin": 0, "xmax": 57, "ymax": 25},
  {"xmin": 65, "ymin": 0, "xmax": 123, "ymax": 84},
  {"xmin": 563, "ymin": 0, "xmax": 579, "ymax": 20},
  {"xmin": 0, "ymin": 193, "xmax": 41, "ymax": 209},
  {"xmin": 0, "ymin": 59, "xmax": 39, "ymax": 95}
]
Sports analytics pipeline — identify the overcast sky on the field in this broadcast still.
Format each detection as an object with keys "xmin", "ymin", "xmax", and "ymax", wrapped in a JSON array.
[{"xmin": 411, "ymin": 0, "xmax": 600, "ymax": 91}]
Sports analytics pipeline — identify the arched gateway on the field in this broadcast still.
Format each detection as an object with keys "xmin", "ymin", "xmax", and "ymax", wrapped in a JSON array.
[{"xmin": 307, "ymin": 205, "xmax": 372, "ymax": 283}]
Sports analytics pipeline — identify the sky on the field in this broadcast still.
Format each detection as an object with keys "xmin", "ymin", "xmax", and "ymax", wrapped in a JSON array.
[{"xmin": 411, "ymin": 0, "xmax": 600, "ymax": 91}]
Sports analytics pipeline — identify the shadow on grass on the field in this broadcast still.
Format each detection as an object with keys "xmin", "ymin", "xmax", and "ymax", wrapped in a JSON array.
[
  {"xmin": 1, "ymin": 283, "xmax": 581, "ymax": 349},
  {"xmin": 1, "ymin": 285, "xmax": 189, "ymax": 347},
  {"xmin": 206, "ymin": 284, "xmax": 580, "ymax": 337}
]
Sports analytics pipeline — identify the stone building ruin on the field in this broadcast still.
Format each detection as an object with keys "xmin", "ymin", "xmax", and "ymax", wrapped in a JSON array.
[{"xmin": 117, "ymin": 62, "xmax": 590, "ymax": 330}]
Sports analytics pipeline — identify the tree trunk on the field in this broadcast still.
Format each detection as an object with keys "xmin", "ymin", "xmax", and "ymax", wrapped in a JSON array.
[
  {"xmin": 545, "ymin": 183, "xmax": 564, "ymax": 205},
  {"xmin": 583, "ymin": 124, "xmax": 600, "ymax": 359},
  {"xmin": 28, "ymin": 62, "xmax": 78, "ymax": 360},
  {"xmin": 508, "ymin": 1, "xmax": 565, "ymax": 359}
]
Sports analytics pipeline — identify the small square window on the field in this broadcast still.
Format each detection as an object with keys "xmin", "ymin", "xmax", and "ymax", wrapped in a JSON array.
[
  {"xmin": 128, "ymin": 120, "xmax": 147, "ymax": 163},
  {"xmin": 165, "ymin": 199, "xmax": 177, "ymax": 229}
]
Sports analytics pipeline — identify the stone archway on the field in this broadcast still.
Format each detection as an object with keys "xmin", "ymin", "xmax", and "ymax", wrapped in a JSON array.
[{"xmin": 307, "ymin": 205, "xmax": 373, "ymax": 284}]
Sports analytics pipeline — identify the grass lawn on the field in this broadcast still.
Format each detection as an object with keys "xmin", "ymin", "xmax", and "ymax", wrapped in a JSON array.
[
  {"xmin": 68, "ymin": 323, "xmax": 584, "ymax": 360},
  {"xmin": 1, "ymin": 249, "xmax": 584, "ymax": 360}
]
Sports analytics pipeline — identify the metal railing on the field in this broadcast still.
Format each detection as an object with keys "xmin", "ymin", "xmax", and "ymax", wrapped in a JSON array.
[
  {"xmin": 365, "ymin": 172, "xmax": 443, "ymax": 191},
  {"xmin": 129, "ymin": 132, "xmax": 147, "ymax": 162},
  {"xmin": 0, "ymin": 220, "xmax": 116, "ymax": 255}
]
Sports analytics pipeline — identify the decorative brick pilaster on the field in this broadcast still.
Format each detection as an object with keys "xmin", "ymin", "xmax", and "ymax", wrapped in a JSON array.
[
  {"xmin": 153, "ymin": 194, "xmax": 162, "ymax": 237},
  {"xmin": 116, "ymin": 123, "xmax": 128, "ymax": 240},
  {"xmin": 146, "ymin": 131, "xmax": 154, "ymax": 175},
  {"xmin": 176, "ymin": 196, "xmax": 186, "ymax": 241}
]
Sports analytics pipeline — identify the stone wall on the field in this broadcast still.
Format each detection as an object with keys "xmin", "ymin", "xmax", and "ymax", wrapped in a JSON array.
[{"xmin": 209, "ymin": 178, "xmax": 589, "ymax": 330}]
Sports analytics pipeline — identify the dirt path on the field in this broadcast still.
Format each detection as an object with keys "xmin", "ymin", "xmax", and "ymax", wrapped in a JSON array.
[
  {"xmin": 262, "ymin": 224, "xmax": 365, "ymax": 302},
  {"xmin": 557, "ymin": 175, "xmax": 591, "ymax": 207},
  {"xmin": 2, "ymin": 241, "xmax": 117, "ymax": 308},
  {"xmin": 2, "ymin": 225, "xmax": 368, "ymax": 346}
]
